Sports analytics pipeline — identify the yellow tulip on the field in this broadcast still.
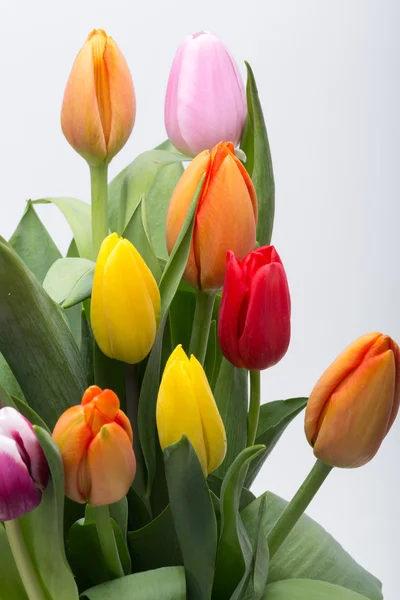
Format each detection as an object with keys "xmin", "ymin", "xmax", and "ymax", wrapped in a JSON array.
[
  {"xmin": 91, "ymin": 233, "xmax": 160, "ymax": 364},
  {"xmin": 61, "ymin": 29, "xmax": 135, "ymax": 166},
  {"xmin": 156, "ymin": 345, "xmax": 226, "ymax": 475}
]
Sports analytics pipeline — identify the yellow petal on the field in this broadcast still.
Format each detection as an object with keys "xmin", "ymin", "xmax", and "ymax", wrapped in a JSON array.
[
  {"xmin": 164, "ymin": 344, "xmax": 190, "ymax": 372},
  {"xmin": 122, "ymin": 240, "xmax": 161, "ymax": 322},
  {"xmin": 88, "ymin": 423, "xmax": 136, "ymax": 506},
  {"xmin": 188, "ymin": 354, "xmax": 226, "ymax": 473},
  {"xmin": 156, "ymin": 359, "xmax": 207, "ymax": 474}
]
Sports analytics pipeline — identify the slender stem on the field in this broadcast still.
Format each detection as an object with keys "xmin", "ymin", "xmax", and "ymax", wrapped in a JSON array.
[
  {"xmin": 247, "ymin": 370, "xmax": 261, "ymax": 447},
  {"xmin": 93, "ymin": 505, "xmax": 124, "ymax": 579},
  {"xmin": 90, "ymin": 164, "xmax": 109, "ymax": 259},
  {"xmin": 267, "ymin": 459, "xmax": 333, "ymax": 558},
  {"xmin": 189, "ymin": 291, "xmax": 216, "ymax": 365},
  {"xmin": 4, "ymin": 519, "xmax": 47, "ymax": 600}
]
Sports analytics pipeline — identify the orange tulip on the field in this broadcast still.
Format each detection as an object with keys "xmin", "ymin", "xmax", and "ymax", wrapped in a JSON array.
[
  {"xmin": 61, "ymin": 29, "xmax": 135, "ymax": 166},
  {"xmin": 166, "ymin": 141, "xmax": 257, "ymax": 291},
  {"xmin": 305, "ymin": 332, "xmax": 400, "ymax": 468},
  {"xmin": 53, "ymin": 386, "xmax": 136, "ymax": 505}
]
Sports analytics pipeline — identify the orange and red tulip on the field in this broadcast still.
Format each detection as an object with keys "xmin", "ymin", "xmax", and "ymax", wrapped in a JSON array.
[
  {"xmin": 53, "ymin": 386, "xmax": 136, "ymax": 505},
  {"xmin": 166, "ymin": 141, "xmax": 257, "ymax": 291},
  {"xmin": 305, "ymin": 332, "xmax": 400, "ymax": 468}
]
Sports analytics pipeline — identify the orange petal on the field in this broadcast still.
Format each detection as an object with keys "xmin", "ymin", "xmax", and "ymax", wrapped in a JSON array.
[
  {"xmin": 114, "ymin": 410, "xmax": 133, "ymax": 444},
  {"xmin": 87, "ymin": 423, "xmax": 136, "ymax": 506},
  {"xmin": 82, "ymin": 385, "xmax": 103, "ymax": 405}
]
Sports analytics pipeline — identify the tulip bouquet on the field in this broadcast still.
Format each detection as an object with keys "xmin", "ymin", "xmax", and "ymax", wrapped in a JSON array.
[{"xmin": 0, "ymin": 28, "xmax": 397, "ymax": 600}]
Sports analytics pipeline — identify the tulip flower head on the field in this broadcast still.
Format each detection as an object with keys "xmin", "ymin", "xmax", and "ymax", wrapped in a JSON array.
[
  {"xmin": 61, "ymin": 29, "xmax": 136, "ymax": 166},
  {"xmin": 218, "ymin": 246, "xmax": 291, "ymax": 370},
  {"xmin": 53, "ymin": 386, "xmax": 135, "ymax": 505},
  {"xmin": 165, "ymin": 31, "xmax": 246, "ymax": 156},
  {"xmin": 156, "ymin": 345, "xmax": 226, "ymax": 475},
  {"xmin": 0, "ymin": 408, "xmax": 49, "ymax": 521},
  {"xmin": 91, "ymin": 233, "xmax": 161, "ymax": 364},
  {"xmin": 166, "ymin": 141, "xmax": 257, "ymax": 291},
  {"xmin": 305, "ymin": 333, "xmax": 400, "ymax": 468}
]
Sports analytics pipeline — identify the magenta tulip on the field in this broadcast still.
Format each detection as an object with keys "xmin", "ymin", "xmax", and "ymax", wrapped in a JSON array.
[
  {"xmin": 164, "ymin": 31, "xmax": 246, "ymax": 156},
  {"xmin": 0, "ymin": 408, "xmax": 49, "ymax": 521}
]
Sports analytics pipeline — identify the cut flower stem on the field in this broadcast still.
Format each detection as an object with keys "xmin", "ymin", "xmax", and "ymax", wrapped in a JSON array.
[
  {"xmin": 189, "ymin": 290, "xmax": 216, "ymax": 366},
  {"xmin": 93, "ymin": 504, "xmax": 124, "ymax": 579},
  {"xmin": 90, "ymin": 164, "xmax": 109, "ymax": 259},
  {"xmin": 247, "ymin": 369, "xmax": 261, "ymax": 447}
]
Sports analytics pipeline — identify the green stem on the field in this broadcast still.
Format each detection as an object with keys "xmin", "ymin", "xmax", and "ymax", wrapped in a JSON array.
[
  {"xmin": 93, "ymin": 504, "xmax": 124, "ymax": 579},
  {"xmin": 267, "ymin": 459, "xmax": 333, "ymax": 558},
  {"xmin": 247, "ymin": 370, "xmax": 261, "ymax": 447},
  {"xmin": 189, "ymin": 291, "xmax": 216, "ymax": 365},
  {"xmin": 4, "ymin": 519, "xmax": 47, "ymax": 600},
  {"xmin": 90, "ymin": 164, "xmax": 109, "ymax": 259}
]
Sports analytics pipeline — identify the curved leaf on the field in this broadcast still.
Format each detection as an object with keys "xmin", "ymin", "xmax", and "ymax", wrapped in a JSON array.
[
  {"xmin": 43, "ymin": 258, "xmax": 95, "ymax": 308},
  {"xmin": 0, "ymin": 524, "xmax": 28, "ymax": 600},
  {"xmin": 263, "ymin": 579, "xmax": 371, "ymax": 600}
]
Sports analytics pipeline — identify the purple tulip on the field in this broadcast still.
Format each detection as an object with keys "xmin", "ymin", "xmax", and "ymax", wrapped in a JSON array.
[
  {"xmin": 0, "ymin": 407, "xmax": 49, "ymax": 521},
  {"xmin": 164, "ymin": 31, "xmax": 246, "ymax": 156}
]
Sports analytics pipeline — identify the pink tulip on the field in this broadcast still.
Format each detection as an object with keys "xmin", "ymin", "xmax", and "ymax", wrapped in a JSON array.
[
  {"xmin": 0, "ymin": 408, "xmax": 49, "ymax": 521},
  {"xmin": 165, "ymin": 31, "xmax": 246, "ymax": 156}
]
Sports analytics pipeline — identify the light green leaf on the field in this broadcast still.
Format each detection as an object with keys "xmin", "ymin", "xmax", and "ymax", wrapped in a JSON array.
[
  {"xmin": 0, "ymin": 523, "xmax": 28, "ymax": 600},
  {"xmin": 81, "ymin": 567, "xmax": 186, "ymax": 600},
  {"xmin": 263, "ymin": 579, "xmax": 371, "ymax": 600},
  {"xmin": 164, "ymin": 437, "xmax": 217, "ymax": 600},
  {"xmin": 0, "ymin": 386, "xmax": 50, "ymax": 433},
  {"xmin": 32, "ymin": 197, "xmax": 92, "ymax": 259},
  {"xmin": 43, "ymin": 258, "xmax": 95, "ymax": 308},
  {"xmin": 240, "ymin": 62, "xmax": 275, "ymax": 246},
  {"xmin": 241, "ymin": 493, "xmax": 382, "ymax": 600}
]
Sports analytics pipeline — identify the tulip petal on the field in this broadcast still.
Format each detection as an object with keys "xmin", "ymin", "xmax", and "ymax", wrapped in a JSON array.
[
  {"xmin": 164, "ymin": 42, "xmax": 191, "ymax": 155},
  {"xmin": 157, "ymin": 360, "xmax": 207, "ymax": 474},
  {"xmin": 88, "ymin": 423, "xmax": 136, "ymax": 506},
  {"xmin": 164, "ymin": 344, "xmax": 190, "ymax": 371},
  {"xmin": 313, "ymin": 351, "xmax": 396, "ymax": 467},
  {"xmin": 122, "ymin": 241, "xmax": 161, "ymax": 321},
  {"xmin": 114, "ymin": 410, "xmax": 133, "ymax": 444},
  {"xmin": 0, "ymin": 436, "xmax": 42, "ymax": 520},
  {"xmin": 188, "ymin": 355, "xmax": 227, "ymax": 473},
  {"xmin": 388, "ymin": 340, "xmax": 400, "ymax": 431},
  {"xmin": 52, "ymin": 406, "xmax": 92, "ymax": 503}
]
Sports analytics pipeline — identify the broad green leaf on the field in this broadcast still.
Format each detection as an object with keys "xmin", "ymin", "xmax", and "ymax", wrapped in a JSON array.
[
  {"xmin": 0, "ymin": 523, "xmax": 28, "ymax": 600},
  {"xmin": 20, "ymin": 427, "xmax": 79, "ymax": 600},
  {"xmin": 164, "ymin": 437, "xmax": 218, "ymax": 600},
  {"xmin": 9, "ymin": 201, "xmax": 62, "ymax": 284},
  {"xmin": 204, "ymin": 320, "xmax": 217, "ymax": 385},
  {"xmin": 245, "ymin": 398, "xmax": 308, "ymax": 487},
  {"xmin": 158, "ymin": 176, "xmax": 203, "ymax": 319},
  {"xmin": 32, "ymin": 197, "xmax": 92, "ymax": 259},
  {"xmin": 43, "ymin": 258, "xmax": 94, "ymax": 308},
  {"xmin": 214, "ymin": 359, "xmax": 248, "ymax": 479},
  {"xmin": 241, "ymin": 493, "xmax": 382, "ymax": 600},
  {"xmin": 127, "ymin": 505, "xmax": 182, "ymax": 572},
  {"xmin": 263, "ymin": 579, "xmax": 371, "ymax": 600},
  {"xmin": 169, "ymin": 289, "xmax": 196, "ymax": 353},
  {"xmin": 122, "ymin": 196, "xmax": 162, "ymax": 282},
  {"xmin": 0, "ymin": 240, "xmax": 87, "ymax": 428},
  {"xmin": 0, "ymin": 354, "xmax": 24, "ymax": 400},
  {"xmin": 240, "ymin": 62, "xmax": 275, "ymax": 246},
  {"xmin": 0, "ymin": 387, "xmax": 50, "ymax": 433},
  {"xmin": 213, "ymin": 445, "xmax": 265, "ymax": 600},
  {"xmin": 81, "ymin": 566, "xmax": 186, "ymax": 600}
]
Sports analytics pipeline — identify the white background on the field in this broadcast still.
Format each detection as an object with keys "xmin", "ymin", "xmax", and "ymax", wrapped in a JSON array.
[{"xmin": 0, "ymin": 1, "xmax": 398, "ymax": 598}]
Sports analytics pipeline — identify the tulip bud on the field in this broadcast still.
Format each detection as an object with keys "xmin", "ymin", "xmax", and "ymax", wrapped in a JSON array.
[
  {"xmin": 53, "ymin": 386, "xmax": 135, "ymax": 505},
  {"xmin": 91, "ymin": 233, "xmax": 161, "ymax": 364},
  {"xmin": 166, "ymin": 142, "xmax": 257, "ymax": 291},
  {"xmin": 218, "ymin": 246, "xmax": 291, "ymax": 370},
  {"xmin": 305, "ymin": 333, "xmax": 400, "ymax": 468},
  {"xmin": 164, "ymin": 31, "xmax": 246, "ymax": 156},
  {"xmin": 61, "ymin": 29, "xmax": 135, "ymax": 166},
  {"xmin": 156, "ymin": 345, "xmax": 226, "ymax": 475},
  {"xmin": 0, "ymin": 408, "xmax": 49, "ymax": 521}
]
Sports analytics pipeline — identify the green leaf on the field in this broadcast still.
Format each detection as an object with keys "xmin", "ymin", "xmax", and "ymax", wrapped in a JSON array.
[
  {"xmin": 110, "ymin": 497, "xmax": 129, "ymax": 542},
  {"xmin": 19, "ymin": 427, "xmax": 79, "ymax": 600},
  {"xmin": 240, "ymin": 62, "xmax": 275, "ymax": 246},
  {"xmin": 213, "ymin": 445, "xmax": 265, "ymax": 600},
  {"xmin": 169, "ymin": 289, "xmax": 196, "ymax": 353},
  {"xmin": 122, "ymin": 196, "xmax": 162, "ymax": 283},
  {"xmin": 244, "ymin": 496, "xmax": 269, "ymax": 600},
  {"xmin": 81, "ymin": 308, "xmax": 95, "ymax": 386},
  {"xmin": 43, "ymin": 258, "xmax": 95, "ymax": 308},
  {"xmin": 204, "ymin": 320, "xmax": 216, "ymax": 385},
  {"xmin": 214, "ymin": 359, "xmax": 248, "ymax": 479},
  {"xmin": 245, "ymin": 398, "xmax": 308, "ymax": 487},
  {"xmin": 207, "ymin": 474, "xmax": 255, "ymax": 512},
  {"xmin": 93, "ymin": 344, "xmax": 126, "ymax": 414},
  {"xmin": 81, "ymin": 566, "xmax": 186, "ymax": 600},
  {"xmin": 0, "ymin": 523, "xmax": 28, "ymax": 600},
  {"xmin": 164, "ymin": 436, "xmax": 218, "ymax": 600},
  {"xmin": 127, "ymin": 505, "xmax": 182, "ymax": 572},
  {"xmin": 158, "ymin": 176, "xmax": 203, "ymax": 319},
  {"xmin": 0, "ymin": 354, "xmax": 24, "ymax": 400},
  {"xmin": 32, "ymin": 197, "xmax": 92, "ymax": 259},
  {"xmin": 241, "ymin": 492, "xmax": 382, "ymax": 600},
  {"xmin": 263, "ymin": 579, "xmax": 371, "ymax": 600},
  {"xmin": 0, "ymin": 239, "xmax": 87, "ymax": 428},
  {"xmin": 9, "ymin": 201, "xmax": 62, "ymax": 284},
  {"xmin": 0, "ymin": 387, "xmax": 50, "ymax": 433}
]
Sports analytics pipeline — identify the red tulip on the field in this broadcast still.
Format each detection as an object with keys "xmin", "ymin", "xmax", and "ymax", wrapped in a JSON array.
[{"xmin": 218, "ymin": 246, "xmax": 291, "ymax": 370}]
